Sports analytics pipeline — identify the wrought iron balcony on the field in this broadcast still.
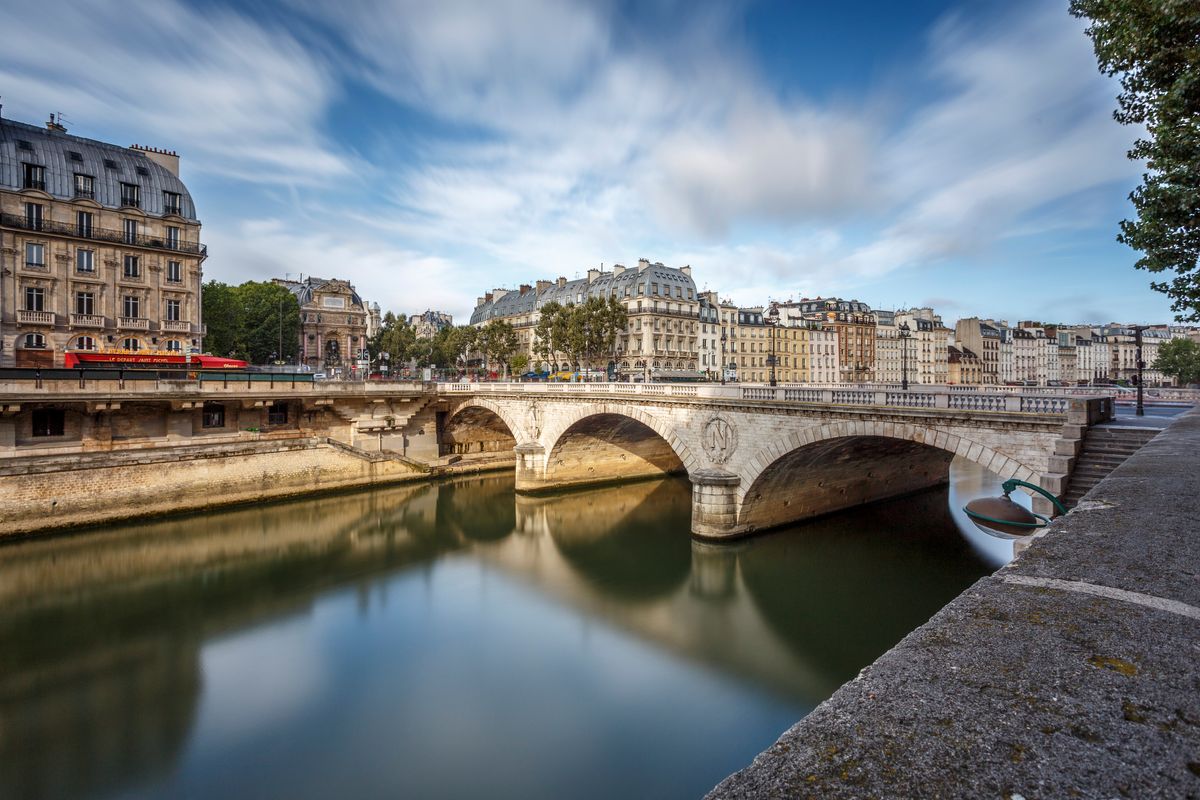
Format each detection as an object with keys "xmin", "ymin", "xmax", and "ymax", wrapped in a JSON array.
[
  {"xmin": 17, "ymin": 310, "xmax": 55, "ymax": 325},
  {"xmin": 24, "ymin": 179, "xmax": 46, "ymax": 191},
  {"xmin": 0, "ymin": 212, "xmax": 207, "ymax": 256},
  {"xmin": 75, "ymin": 188, "xmax": 95, "ymax": 199}
]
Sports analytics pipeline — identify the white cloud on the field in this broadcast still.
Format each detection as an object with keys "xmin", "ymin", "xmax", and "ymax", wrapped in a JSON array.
[{"xmin": 0, "ymin": 0, "xmax": 350, "ymax": 184}]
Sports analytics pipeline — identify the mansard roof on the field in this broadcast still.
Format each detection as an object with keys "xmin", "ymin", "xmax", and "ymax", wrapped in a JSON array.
[{"xmin": 0, "ymin": 118, "xmax": 198, "ymax": 220}]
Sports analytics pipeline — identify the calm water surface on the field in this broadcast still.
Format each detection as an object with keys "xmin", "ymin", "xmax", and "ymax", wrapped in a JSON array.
[{"xmin": 0, "ymin": 459, "xmax": 1015, "ymax": 800}]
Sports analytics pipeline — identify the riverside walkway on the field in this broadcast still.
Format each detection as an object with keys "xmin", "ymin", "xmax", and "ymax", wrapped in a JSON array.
[{"xmin": 709, "ymin": 407, "xmax": 1200, "ymax": 799}]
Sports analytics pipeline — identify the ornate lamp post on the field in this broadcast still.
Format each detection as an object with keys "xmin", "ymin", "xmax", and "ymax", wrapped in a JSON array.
[
  {"xmin": 767, "ymin": 304, "xmax": 779, "ymax": 387},
  {"xmin": 1131, "ymin": 324, "xmax": 1147, "ymax": 417},
  {"xmin": 899, "ymin": 321, "xmax": 911, "ymax": 391},
  {"xmin": 964, "ymin": 479, "xmax": 1068, "ymax": 539}
]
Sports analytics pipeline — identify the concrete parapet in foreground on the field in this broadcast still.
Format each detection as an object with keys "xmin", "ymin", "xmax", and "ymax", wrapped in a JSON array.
[{"xmin": 708, "ymin": 408, "xmax": 1200, "ymax": 799}]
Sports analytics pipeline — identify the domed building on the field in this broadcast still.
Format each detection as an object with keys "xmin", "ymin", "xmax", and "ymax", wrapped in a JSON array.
[
  {"xmin": 274, "ymin": 276, "xmax": 370, "ymax": 374},
  {"xmin": 0, "ymin": 114, "xmax": 206, "ymax": 366}
]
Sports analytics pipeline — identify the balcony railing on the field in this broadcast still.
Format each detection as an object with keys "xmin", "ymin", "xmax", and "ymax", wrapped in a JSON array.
[
  {"xmin": 0, "ymin": 213, "xmax": 207, "ymax": 256},
  {"xmin": 75, "ymin": 188, "xmax": 95, "ymax": 199},
  {"xmin": 70, "ymin": 313, "xmax": 105, "ymax": 328},
  {"xmin": 17, "ymin": 310, "xmax": 55, "ymax": 325},
  {"xmin": 24, "ymin": 179, "xmax": 46, "ymax": 191},
  {"xmin": 162, "ymin": 319, "xmax": 190, "ymax": 332},
  {"xmin": 118, "ymin": 317, "xmax": 150, "ymax": 330}
]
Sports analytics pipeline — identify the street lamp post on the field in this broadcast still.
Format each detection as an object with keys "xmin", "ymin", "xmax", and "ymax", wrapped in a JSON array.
[
  {"xmin": 899, "ymin": 321, "xmax": 911, "ymax": 391},
  {"xmin": 720, "ymin": 329, "xmax": 727, "ymax": 385},
  {"xmin": 1131, "ymin": 325, "xmax": 1148, "ymax": 417}
]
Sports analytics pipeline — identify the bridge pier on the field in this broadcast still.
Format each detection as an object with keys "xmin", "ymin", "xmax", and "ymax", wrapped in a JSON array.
[
  {"xmin": 513, "ymin": 442, "xmax": 547, "ymax": 492},
  {"xmin": 690, "ymin": 469, "xmax": 744, "ymax": 540}
]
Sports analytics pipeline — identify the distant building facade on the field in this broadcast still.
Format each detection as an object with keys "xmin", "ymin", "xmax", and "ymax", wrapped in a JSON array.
[
  {"xmin": 1, "ymin": 114, "xmax": 206, "ymax": 366},
  {"xmin": 275, "ymin": 277, "xmax": 370, "ymax": 373},
  {"xmin": 409, "ymin": 309, "xmax": 452, "ymax": 339}
]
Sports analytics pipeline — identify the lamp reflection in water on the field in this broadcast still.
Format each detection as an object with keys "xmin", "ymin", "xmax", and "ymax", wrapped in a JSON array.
[{"xmin": 963, "ymin": 478, "xmax": 1068, "ymax": 539}]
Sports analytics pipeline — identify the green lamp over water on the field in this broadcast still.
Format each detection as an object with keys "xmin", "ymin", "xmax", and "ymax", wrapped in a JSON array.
[{"xmin": 963, "ymin": 479, "xmax": 1068, "ymax": 539}]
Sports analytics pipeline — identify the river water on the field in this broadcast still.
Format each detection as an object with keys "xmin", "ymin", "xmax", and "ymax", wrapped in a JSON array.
[{"xmin": 0, "ymin": 459, "xmax": 1018, "ymax": 800}]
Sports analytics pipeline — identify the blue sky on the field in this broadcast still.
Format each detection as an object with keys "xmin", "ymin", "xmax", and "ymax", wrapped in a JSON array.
[{"xmin": 0, "ymin": 0, "xmax": 1174, "ymax": 324}]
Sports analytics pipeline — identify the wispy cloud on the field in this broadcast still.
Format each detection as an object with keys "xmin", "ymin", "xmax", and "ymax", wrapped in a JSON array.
[
  {"xmin": 0, "ymin": 0, "xmax": 1153, "ymax": 321},
  {"xmin": 0, "ymin": 0, "xmax": 350, "ymax": 184}
]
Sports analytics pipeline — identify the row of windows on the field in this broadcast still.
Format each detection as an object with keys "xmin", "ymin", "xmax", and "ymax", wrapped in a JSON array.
[
  {"xmin": 19, "ymin": 333, "xmax": 184, "ymax": 351},
  {"xmin": 27, "ymin": 401, "xmax": 286, "ymax": 441},
  {"xmin": 23, "ymin": 163, "xmax": 182, "ymax": 213},
  {"xmin": 22, "ymin": 288, "xmax": 184, "ymax": 320},
  {"xmin": 22, "ymin": 203, "xmax": 184, "ymax": 248},
  {"xmin": 23, "ymin": 241, "xmax": 183, "ymax": 281}
]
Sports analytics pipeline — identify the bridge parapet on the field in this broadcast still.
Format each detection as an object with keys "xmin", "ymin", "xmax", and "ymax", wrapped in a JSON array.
[{"xmin": 435, "ymin": 381, "xmax": 1096, "ymax": 416}]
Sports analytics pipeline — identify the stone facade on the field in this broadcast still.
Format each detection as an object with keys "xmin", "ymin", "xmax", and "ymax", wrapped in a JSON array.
[
  {"xmin": 1, "ymin": 115, "xmax": 205, "ymax": 366},
  {"xmin": 470, "ymin": 259, "xmax": 702, "ymax": 377},
  {"xmin": 275, "ymin": 277, "xmax": 370, "ymax": 374},
  {"xmin": 409, "ymin": 309, "xmax": 452, "ymax": 339},
  {"xmin": 778, "ymin": 297, "xmax": 875, "ymax": 382}
]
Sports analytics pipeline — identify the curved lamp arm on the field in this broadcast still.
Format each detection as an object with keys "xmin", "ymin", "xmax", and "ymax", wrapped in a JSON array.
[{"xmin": 1001, "ymin": 478, "xmax": 1068, "ymax": 517}]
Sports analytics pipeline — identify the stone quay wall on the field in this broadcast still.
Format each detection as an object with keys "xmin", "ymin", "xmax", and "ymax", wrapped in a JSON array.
[
  {"xmin": 0, "ymin": 438, "xmax": 425, "ymax": 538},
  {"xmin": 708, "ymin": 406, "xmax": 1200, "ymax": 799}
]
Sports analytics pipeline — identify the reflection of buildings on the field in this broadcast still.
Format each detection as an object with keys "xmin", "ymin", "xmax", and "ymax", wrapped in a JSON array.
[
  {"xmin": 275, "ymin": 276, "xmax": 371, "ymax": 373},
  {"xmin": 0, "ymin": 470, "xmax": 999, "ymax": 798}
]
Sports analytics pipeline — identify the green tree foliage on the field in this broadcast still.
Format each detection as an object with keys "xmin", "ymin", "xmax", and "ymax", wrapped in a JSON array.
[
  {"xmin": 533, "ymin": 298, "xmax": 628, "ymax": 373},
  {"xmin": 534, "ymin": 302, "xmax": 569, "ymax": 369},
  {"xmin": 1151, "ymin": 337, "xmax": 1200, "ymax": 385},
  {"xmin": 200, "ymin": 280, "xmax": 300, "ymax": 363},
  {"xmin": 479, "ymin": 320, "xmax": 519, "ymax": 376},
  {"xmin": 509, "ymin": 352, "xmax": 530, "ymax": 377},
  {"xmin": 440, "ymin": 325, "xmax": 479, "ymax": 370},
  {"xmin": 1071, "ymin": 1, "xmax": 1200, "ymax": 320},
  {"xmin": 370, "ymin": 312, "xmax": 417, "ymax": 372}
]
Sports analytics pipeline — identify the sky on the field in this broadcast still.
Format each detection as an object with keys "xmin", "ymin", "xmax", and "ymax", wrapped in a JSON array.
[{"xmin": 0, "ymin": 0, "xmax": 1177, "ymax": 325}]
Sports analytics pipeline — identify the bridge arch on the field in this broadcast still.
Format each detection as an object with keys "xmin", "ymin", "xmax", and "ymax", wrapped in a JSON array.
[
  {"xmin": 534, "ymin": 403, "xmax": 701, "ymax": 491},
  {"xmin": 445, "ymin": 398, "xmax": 529, "ymax": 443},
  {"xmin": 440, "ymin": 399, "xmax": 527, "ymax": 460},
  {"xmin": 733, "ymin": 421, "xmax": 1042, "ymax": 534}
]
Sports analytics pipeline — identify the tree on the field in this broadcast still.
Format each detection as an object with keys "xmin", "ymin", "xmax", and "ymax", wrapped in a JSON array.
[
  {"xmin": 236, "ymin": 281, "xmax": 301, "ymax": 364},
  {"xmin": 479, "ymin": 319, "xmax": 518, "ymax": 377},
  {"xmin": 440, "ymin": 326, "xmax": 479, "ymax": 373},
  {"xmin": 509, "ymin": 352, "xmax": 529, "ymax": 377},
  {"xmin": 1151, "ymin": 337, "xmax": 1200, "ymax": 385},
  {"xmin": 201, "ymin": 280, "xmax": 238, "ymax": 357},
  {"xmin": 1071, "ymin": 1, "xmax": 1200, "ymax": 320},
  {"xmin": 370, "ymin": 312, "xmax": 417, "ymax": 373},
  {"xmin": 200, "ymin": 280, "xmax": 299, "ymax": 363},
  {"xmin": 576, "ymin": 296, "xmax": 628, "ymax": 372},
  {"xmin": 534, "ymin": 302, "xmax": 570, "ymax": 370}
]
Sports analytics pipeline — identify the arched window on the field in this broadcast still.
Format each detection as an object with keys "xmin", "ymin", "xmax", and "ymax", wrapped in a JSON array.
[
  {"xmin": 73, "ymin": 336, "xmax": 96, "ymax": 350},
  {"xmin": 165, "ymin": 340, "xmax": 182, "ymax": 352},
  {"xmin": 23, "ymin": 333, "xmax": 45, "ymax": 348},
  {"xmin": 122, "ymin": 338, "xmax": 140, "ymax": 351}
]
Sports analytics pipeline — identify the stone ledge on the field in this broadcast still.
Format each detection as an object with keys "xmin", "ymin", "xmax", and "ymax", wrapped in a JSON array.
[{"xmin": 707, "ymin": 407, "xmax": 1200, "ymax": 799}]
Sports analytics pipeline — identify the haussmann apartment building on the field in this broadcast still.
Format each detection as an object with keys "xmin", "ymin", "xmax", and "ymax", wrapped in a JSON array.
[{"xmin": 0, "ymin": 114, "xmax": 206, "ymax": 367}]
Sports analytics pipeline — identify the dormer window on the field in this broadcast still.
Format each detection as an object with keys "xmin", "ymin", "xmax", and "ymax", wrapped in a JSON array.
[
  {"xmin": 120, "ymin": 182, "xmax": 140, "ymax": 208},
  {"xmin": 23, "ymin": 163, "xmax": 45, "ymax": 191},
  {"xmin": 163, "ymin": 191, "xmax": 182, "ymax": 215},
  {"xmin": 75, "ymin": 174, "xmax": 94, "ymax": 199}
]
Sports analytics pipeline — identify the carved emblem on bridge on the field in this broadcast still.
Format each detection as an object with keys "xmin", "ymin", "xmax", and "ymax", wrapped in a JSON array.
[{"xmin": 702, "ymin": 414, "xmax": 738, "ymax": 464}]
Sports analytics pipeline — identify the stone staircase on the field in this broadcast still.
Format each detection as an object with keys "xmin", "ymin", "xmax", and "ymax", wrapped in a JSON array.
[{"xmin": 1062, "ymin": 426, "xmax": 1160, "ymax": 509}]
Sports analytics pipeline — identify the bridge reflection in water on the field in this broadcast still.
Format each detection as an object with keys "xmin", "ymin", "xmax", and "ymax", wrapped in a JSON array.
[{"xmin": 0, "ymin": 460, "xmax": 1006, "ymax": 800}]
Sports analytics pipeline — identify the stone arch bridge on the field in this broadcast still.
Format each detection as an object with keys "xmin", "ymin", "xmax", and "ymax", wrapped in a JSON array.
[{"xmin": 434, "ymin": 383, "xmax": 1111, "ymax": 540}]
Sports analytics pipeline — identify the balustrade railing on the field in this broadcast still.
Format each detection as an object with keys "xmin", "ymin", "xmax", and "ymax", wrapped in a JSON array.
[{"xmin": 0, "ymin": 212, "xmax": 207, "ymax": 256}]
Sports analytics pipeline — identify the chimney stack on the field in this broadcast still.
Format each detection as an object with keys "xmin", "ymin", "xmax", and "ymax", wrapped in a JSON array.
[
  {"xmin": 637, "ymin": 258, "xmax": 651, "ymax": 271},
  {"xmin": 587, "ymin": 268, "xmax": 600, "ymax": 283},
  {"xmin": 613, "ymin": 264, "xmax": 626, "ymax": 275},
  {"xmin": 129, "ymin": 143, "xmax": 181, "ymax": 177},
  {"xmin": 557, "ymin": 276, "xmax": 567, "ymax": 288},
  {"xmin": 536, "ymin": 279, "xmax": 552, "ymax": 292},
  {"xmin": 679, "ymin": 264, "xmax": 692, "ymax": 277}
]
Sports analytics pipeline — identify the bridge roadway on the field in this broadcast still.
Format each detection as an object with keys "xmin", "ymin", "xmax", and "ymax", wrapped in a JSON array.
[
  {"xmin": 0, "ymin": 374, "xmax": 1113, "ymax": 539},
  {"xmin": 434, "ymin": 382, "xmax": 1111, "ymax": 538}
]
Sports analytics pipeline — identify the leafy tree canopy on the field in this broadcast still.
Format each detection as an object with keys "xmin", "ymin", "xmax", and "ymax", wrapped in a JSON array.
[
  {"xmin": 1071, "ymin": 0, "xmax": 1200, "ymax": 320},
  {"xmin": 1151, "ymin": 337, "xmax": 1200, "ymax": 384},
  {"xmin": 201, "ymin": 280, "xmax": 300, "ymax": 363}
]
